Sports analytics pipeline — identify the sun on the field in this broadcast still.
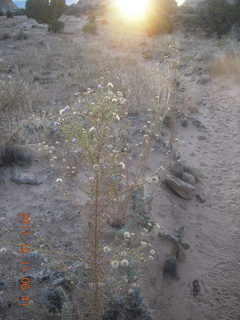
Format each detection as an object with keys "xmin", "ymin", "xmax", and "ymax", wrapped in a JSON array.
[
  {"xmin": 114, "ymin": 0, "xmax": 150, "ymax": 20},
  {"xmin": 177, "ymin": 0, "xmax": 185, "ymax": 5}
]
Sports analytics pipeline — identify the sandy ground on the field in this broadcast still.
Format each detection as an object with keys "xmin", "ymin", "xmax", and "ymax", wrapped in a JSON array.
[
  {"xmin": 142, "ymin": 77, "xmax": 240, "ymax": 320},
  {"xmin": 0, "ymin": 14, "xmax": 239, "ymax": 320}
]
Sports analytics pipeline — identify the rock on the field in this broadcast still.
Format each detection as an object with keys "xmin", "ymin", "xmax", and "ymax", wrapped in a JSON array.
[
  {"xmin": 196, "ymin": 194, "xmax": 206, "ymax": 203},
  {"xmin": 163, "ymin": 258, "xmax": 178, "ymax": 279},
  {"xmin": 198, "ymin": 75, "xmax": 211, "ymax": 84},
  {"xmin": 11, "ymin": 169, "xmax": 44, "ymax": 185},
  {"xmin": 181, "ymin": 172, "xmax": 196, "ymax": 185},
  {"xmin": 22, "ymin": 20, "xmax": 48, "ymax": 29},
  {"xmin": 0, "ymin": 0, "xmax": 18, "ymax": 13},
  {"xmin": 25, "ymin": 251, "xmax": 42, "ymax": 260},
  {"xmin": 181, "ymin": 119, "xmax": 188, "ymax": 127},
  {"xmin": 192, "ymin": 279, "xmax": 201, "ymax": 297},
  {"xmin": 191, "ymin": 118, "xmax": 205, "ymax": 129},
  {"xmin": 165, "ymin": 174, "xmax": 195, "ymax": 199}
]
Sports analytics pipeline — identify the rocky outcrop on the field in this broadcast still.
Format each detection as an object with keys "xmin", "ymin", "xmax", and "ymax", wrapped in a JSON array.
[{"xmin": 0, "ymin": 0, "xmax": 18, "ymax": 12}]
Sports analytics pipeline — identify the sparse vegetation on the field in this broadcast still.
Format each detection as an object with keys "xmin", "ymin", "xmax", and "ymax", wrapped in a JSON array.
[
  {"xmin": 210, "ymin": 42, "xmax": 240, "ymax": 80},
  {"xmin": 0, "ymin": 3, "xmax": 239, "ymax": 320},
  {"xmin": 0, "ymin": 145, "xmax": 32, "ymax": 167},
  {"xmin": 48, "ymin": 20, "xmax": 65, "ymax": 33},
  {"xmin": 6, "ymin": 10, "xmax": 14, "ymax": 18},
  {"xmin": 83, "ymin": 21, "xmax": 97, "ymax": 35},
  {"xmin": 199, "ymin": 0, "xmax": 235, "ymax": 37}
]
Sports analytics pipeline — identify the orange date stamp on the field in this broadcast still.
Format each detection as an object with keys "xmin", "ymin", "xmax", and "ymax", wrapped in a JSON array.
[{"xmin": 19, "ymin": 212, "xmax": 32, "ymax": 307}]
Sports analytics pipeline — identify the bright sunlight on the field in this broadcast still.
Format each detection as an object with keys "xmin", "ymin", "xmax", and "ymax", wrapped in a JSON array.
[{"xmin": 114, "ymin": 0, "xmax": 150, "ymax": 20}]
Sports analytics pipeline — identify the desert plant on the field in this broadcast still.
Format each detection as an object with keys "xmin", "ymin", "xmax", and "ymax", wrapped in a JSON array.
[
  {"xmin": 210, "ymin": 42, "xmax": 240, "ymax": 80},
  {"xmin": 83, "ymin": 21, "xmax": 97, "ymax": 35},
  {"xmin": 46, "ymin": 82, "xmax": 163, "ymax": 319},
  {"xmin": 199, "ymin": 0, "xmax": 236, "ymax": 37},
  {"xmin": 0, "ymin": 33, "xmax": 10, "ymax": 40},
  {"xmin": 14, "ymin": 31, "xmax": 28, "ymax": 40},
  {"xmin": 0, "ymin": 145, "xmax": 32, "ymax": 167},
  {"xmin": 6, "ymin": 10, "xmax": 14, "ymax": 18},
  {"xmin": 25, "ymin": 0, "xmax": 65, "ymax": 25},
  {"xmin": 48, "ymin": 20, "xmax": 64, "ymax": 33}
]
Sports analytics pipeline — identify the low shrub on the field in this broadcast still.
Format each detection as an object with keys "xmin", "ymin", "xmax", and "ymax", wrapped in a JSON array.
[
  {"xmin": 6, "ymin": 10, "xmax": 14, "ymax": 18},
  {"xmin": 48, "ymin": 20, "xmax": 64, "ymax": 33},
  {"xmin": 209, "ymin": 43, "xmax": 240, "ymax": 80},
  {"xmin": 14, "ymin": 31, "xmax": 28, "ymax": 40},
  {"xmin": 199, "ymin": 0, "xmax": 238, "ymax": 37},
  {"xmin": 82, "ymin": 22, "xmax": 97, "ymax": 35},
  {"xmin": 0, "ymin": 145, "xmax": 32, "ymax": 167},
  {"xmin": 0, "ymin": 33, "xmax": 10, "ymax": 40}
]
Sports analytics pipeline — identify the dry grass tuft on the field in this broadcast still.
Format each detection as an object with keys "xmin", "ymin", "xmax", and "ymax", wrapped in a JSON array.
[{"xmin": 210, "ymin": 42, "xmax": 240, "ymax": 80}]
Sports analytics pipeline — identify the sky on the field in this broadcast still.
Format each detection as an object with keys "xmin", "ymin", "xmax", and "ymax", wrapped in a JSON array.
[
  {"xmin": 13, "ymin": 0, "xmax": 185, "ymax": 9},
  {"xmin": 13, "ymin": 0, "xmax": 77, "ymax": 8}
]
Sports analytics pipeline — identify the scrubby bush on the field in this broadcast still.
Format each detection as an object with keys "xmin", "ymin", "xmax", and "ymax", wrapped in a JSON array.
[
  {"xmin": 0, "ymin": 145, "xmax": 32, "ymax": 167},
  {"xmin": 26, "ymin": 0, "xmax": 65, "ymax": 25},
  {"xmin": 199, "ymin": 0, "xmax": 237, "ymax": 37},
  {"xmin": 48, "ymin": 20, "xmax": 64, "ymax": 33},
  {"xmin": 14, "ymin": 31, "xmax": 28, "ymax": 40},
  {"xmin": 83, "ymin": 21, "xmax": 97, "ymax": 35},
  {"xmin": 0, "ymin": 33, "xmax": 10, "ymax": 40},
  {"xmin": 6, "ymin": 10, "xmax": 14, "ymax": 19}
]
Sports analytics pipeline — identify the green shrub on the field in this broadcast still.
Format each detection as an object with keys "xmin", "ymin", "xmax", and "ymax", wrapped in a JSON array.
[
  {"xmin": 199, "ymin": 0, "xmax": 236, "ymax": 37},
  {"xmin": 0, "ymin": 10, "xmax": 4, "ymax": 16},
  {"xmin": 82, "ymin": 22, "xmax": 97, "ymax": 35},
  {"xmin": 6, "ymin": 10, "xmax": 14, "ymax": 18},
  {"xmin": 48, "ymin": 20, "xmax": 64, "ymax": 33},
  {"xmin": 25, "ymin": 0, "xmax": 65, "ymax": 25}
]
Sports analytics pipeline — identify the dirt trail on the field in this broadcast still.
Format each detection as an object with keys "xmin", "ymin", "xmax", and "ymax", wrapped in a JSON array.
[
  {"xmin": 150, "ymin": 78, "xmax": 240, "ymax": 320},
  {"xmin": 192, "ymin": 80, "xmax": 240, "ymax": 320}
]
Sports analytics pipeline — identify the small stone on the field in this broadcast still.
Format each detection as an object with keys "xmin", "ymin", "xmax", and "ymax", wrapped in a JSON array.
[
  {"xmin": 198, "ymin": 75, "xmax": 211, "ymax": 84},
  {"xmin": 192, "ymin": 279, "xmax": 201, "ymax": 297},
  {"xmin": 11, "ymin": 169, "xmax": 44, "ymax": 185},
  {"xmin": 182, "ymin": 172, "xmax": 196, "ymax": 185},
  {"xmin": 165, "ymin": 174, "xmax": 195, "ymax": 200},
  {"xmin": 163, "ymin": 258, "xmax": 178, "ymax": 279}
]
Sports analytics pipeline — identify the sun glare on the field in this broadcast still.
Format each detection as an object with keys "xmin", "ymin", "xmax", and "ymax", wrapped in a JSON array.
[
  {"xmin": 177, "ymin": 0, "xmax": 185, "ymax": 5},
  {"xmin": 114, "ymin": 0, "xmax": 150, "ymax": 20}
]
